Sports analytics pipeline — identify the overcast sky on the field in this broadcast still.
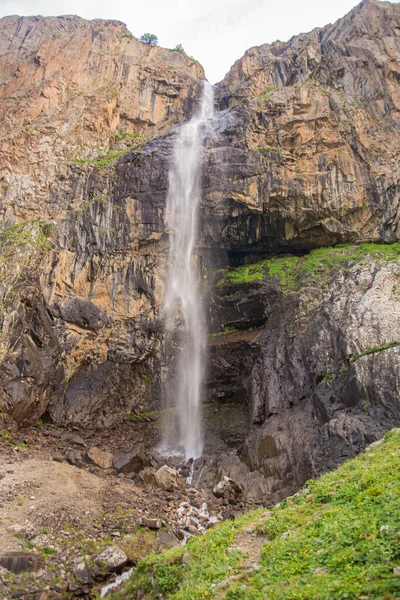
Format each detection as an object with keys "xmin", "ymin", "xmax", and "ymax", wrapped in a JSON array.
[{"xmin": 0, "ymin": 0, "xmax": 399, "ymax": 82}]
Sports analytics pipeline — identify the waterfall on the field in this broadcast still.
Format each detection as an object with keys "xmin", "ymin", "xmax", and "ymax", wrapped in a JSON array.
[{"xmin": 162, "ymin": 81, "xmax": 214, "ymax": 460}]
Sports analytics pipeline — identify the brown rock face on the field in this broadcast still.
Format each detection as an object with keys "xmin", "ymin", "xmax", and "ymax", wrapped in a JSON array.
[
  {"xmin": 205, "ymin": 0, "xmax": 400, "ymax": 253},
  {"xmin": 0, "ymin": 16, "xmax": 204, "ymax": 427},
  {"xmin": 0, "ymin": 15, "xmax": 204, "ymax": 222}
]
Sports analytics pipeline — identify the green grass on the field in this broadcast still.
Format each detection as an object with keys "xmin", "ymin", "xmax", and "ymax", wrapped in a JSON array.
[
  {"xmin": 68, "ymin": 137, "xmax": 149, "ymax": 167},
  {"xmin": 216, "ymin": 243, "xmax": 400, "ymax": 292},
  {"xmin": 350, "ymin": 341, "xmax": 400, "ymax": 362},
  {"xmin": 226, "ymin": 430, "xmax": 400, "ymax": 600},
  {"xmin": 258, "ymin": 146, "xmax": 282, "ymax": 152},
  {"xmin": 110, "ymin": 430, "xmax": 400, "ymax": 599},
  {"xmin": 257, "ymin": 86, "xmax": 279, "ymax": 99},
  {"xmin": 111, "ymin": 512, "xmax": 261, "ymax": 600},
  {"xmin": 0, "ymin": 218, "xmax": 53, "ymax": 255},
  {"xmin": 207, "ymin": 328, "xmax": 239, "ymax": 339}
]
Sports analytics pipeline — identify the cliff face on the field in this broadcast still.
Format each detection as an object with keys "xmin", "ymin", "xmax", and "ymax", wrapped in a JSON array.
[
  {"xmin": 0, "ymin": 15, "xmax": 204, "ymax": 427},
  {"xmin": 0, "ymin": 15, "xmax": 204, "ymax": 223},
  {"xmin": 204, "ymin": 0, "xmax": 400, "ymax": 256},
  {"xmin": 1, "ymin": 1, "xmax": 400, "ymax": 503}
]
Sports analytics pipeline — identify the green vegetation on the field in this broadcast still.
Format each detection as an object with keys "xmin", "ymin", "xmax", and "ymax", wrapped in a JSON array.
[
  {"xmin": 321, "ymin": 373, "xmax": 334, "ymax": 382},
  {"xmin": 257, "ymin": 86, "xmax": 279, "ymax": 99},
  {"xmin": 207, "ymin": 328, "xmax": 239, "ymax": 339},
  {"xmin": 111, "ymin": 430, "xmax": 400, "ymax": 600},
  {"xmin": 69, "ymin": 145, "xmax": 138, "ymax": 167},
  {"xmin": 350, "ymin": 340, "xmax": 400, "ymax": 362},
  {"xmin": 258, "ymin": 146, "xmax": 282, "ymax": 153},
  {"xmin": 140, "ymin": 33, "xmax": 158, "ymax": 46},
  {"xmin": 0, "ymin": 429, "xmax": 11, "ymax": 444},
  {"xmin": 68, "ymin": 135, "xmax": 150, "ymax": 167},
  {"xmin": 111, "ymin": 512, "xmax": 259, "ymax": 600},
  {"xmin": 112, "ymin": 132, "xmax": 143, "ymax": 140},
  {"xmin": 0, "ymin": 218, "xmax": 53, "ymax": 256},
  {"xmin": 217, "ymin": 243, "xmax": 400, "ymax": 292},
  {"xmin": 170, "ymin": 44, "xmax": 195, "ymax": 61}
]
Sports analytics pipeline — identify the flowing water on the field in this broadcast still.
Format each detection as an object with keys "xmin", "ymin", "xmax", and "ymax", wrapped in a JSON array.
[{"xmin": 162, "ymin": 81, "xmax": 214, "ymax": 460}]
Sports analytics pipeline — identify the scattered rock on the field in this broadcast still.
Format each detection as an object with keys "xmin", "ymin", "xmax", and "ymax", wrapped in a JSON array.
[
  {"xmin": 95, "ymin": 546, "xmax": 128, "ymax": 574},
  {"xmin": 100, "ymin": 569, "xmax": 133, "ymax": 598},
  {"xmin": 114, "ymin": 444, "xmax": 147, "ymax": 475},
  {"xmin": 71, "ymin": 436, "xmax": 86, "ymax": 447},
  {"xmin": 85, "ymin": 446, "xmax": 114, "ymax": 470},
  {"xmin": 156, "ymin": 530, "xmax": 180, "ymax": 552},
  {"xmin": 30, "ymin": 534, "xmax": 53, "ymax": 547},
  {"xmin": 74, "ymin": 561, "xmax": 94, "ymax": 584},
  {"xmin": 212, "ymin": 476, "xmax": 242, "ymax": 500},
  {"xmin": 313, "ymin": 567, "xmax": 328, "ymax": 575},
  {"xmin": 365, "ymin": 439, "xmax": 384, "ymax": 451},
  {"xmin": 155, "ymin": 465, "xmax": 178, "ymax": 491},
  {"xmin": 139, "ymin": 517, "xmax": 163, "ymax": 530},
  {"xmin": 0, "ymin": 552, "xmax": 44, "ymax": 573},
  {"xmin": 393, "ymin": 566, "xmax": 400, "ymax": 576},
  {"xmin": 7, "ymin": 523, "xmax": 28, "ymax": 536},
  {"xmin": 138, "ymin": 468, "xmax": 156, "ymax": 486}
]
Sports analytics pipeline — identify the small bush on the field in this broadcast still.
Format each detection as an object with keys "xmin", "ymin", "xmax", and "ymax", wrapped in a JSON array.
[{"xmin": 140, "ymin": 33, "xmax": 158, "ymax": 46}]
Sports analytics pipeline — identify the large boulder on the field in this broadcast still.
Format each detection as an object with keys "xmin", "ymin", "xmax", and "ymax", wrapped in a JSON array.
[
  {"xmin": 0, "ymin": 552, "xmax": 44, "ymax": 574},
  {"xmin": 154, "ymin": 465, "xmax": 178, "ymax": 491},
  {"xmin": 85, "ymin": 447, "xmax": 114, "ymax": 470},
  {"xmin": 114, "ymin": 444, "xmax": 148, "ymax": 475},
  {"xmin": 95, "ymin": 547, "xmax": 128, "ymax": 574}
]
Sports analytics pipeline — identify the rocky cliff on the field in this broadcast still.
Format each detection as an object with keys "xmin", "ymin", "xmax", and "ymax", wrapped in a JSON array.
[{"xmin": 1, "ymin": 0, "xmax": 400, "ymax": 506}]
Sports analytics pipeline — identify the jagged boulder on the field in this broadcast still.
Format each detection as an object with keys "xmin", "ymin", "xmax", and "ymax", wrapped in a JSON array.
[
  {"xmin": 95, "ymin": 547, "xmax": 128, "ymax": 574},
  {"xmin": 85, "ymin": 447, "xmax": 114, "ymax": 470},
  {"xmin": 155, "ymin": 465, "xmax": 178, "ymax": 491},
  {"xmin": 114, "ymin": 444, "xmax": 148, "ymax": 475}
]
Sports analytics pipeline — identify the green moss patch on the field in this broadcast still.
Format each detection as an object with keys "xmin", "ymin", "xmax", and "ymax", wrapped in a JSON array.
[
  {"xmin": 0, "ymin": 218, "xmax": 53, "ymax": 256},
  {"xmin": 68, "ymin": 135, "xmax": 151, "ymax": 168},
  {"xmin": 350, "ymin": 341, "xmax": 400, "ymax": 362},
  {"xmin": 257, "ymin": 146, "xmax": 282, "ymax": 152},
  {"xmin": 217, "ymin": 243, "xmax": 400, "ymax": 293},
  {"xmin": 110, "ymin": 430, "xmax": 400, "ymax": 599}
]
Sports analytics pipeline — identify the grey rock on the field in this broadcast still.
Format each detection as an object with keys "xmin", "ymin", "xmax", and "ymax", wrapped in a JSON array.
[
  {"xmin": 0, "ymin": 551, "xmax": 44, "ymax": 573},
  {"xmin": 85, "ymin": 446, "xmax": 114, "ymax": 469},
  {"xmin": 114, "ymin": 443, "xmax": 147, "ymax": 474},
  {"xmin": 95, "ymin": 546, "xmax": 128, "ymax": 573},
  {"xmin": 156, "ymin": 530, "xmax": 180, "ymax": 553},
  {"xmin": 139, "ymin": 517, "xmax": 163, "ymax": 530},
  {"xmin": 74, "ymin": 561, "xmax": 94, "ymax": 584}
]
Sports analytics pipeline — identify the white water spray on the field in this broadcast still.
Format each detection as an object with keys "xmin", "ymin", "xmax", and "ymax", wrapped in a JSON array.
[{"xmin": 162, "ymin": 81, "xmax": 214, "ymax": 460}]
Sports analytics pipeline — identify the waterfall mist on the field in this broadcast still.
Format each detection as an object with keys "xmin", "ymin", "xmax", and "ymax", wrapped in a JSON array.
[{"xmin": 162, "ymin": 81, "xmax": 214, "ymax": 460}]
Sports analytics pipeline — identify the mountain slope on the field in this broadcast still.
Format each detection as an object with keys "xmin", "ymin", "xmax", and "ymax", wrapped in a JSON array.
[{"xmin": 110, "ymin": 429, "xmax": 400, "ymax": 600}]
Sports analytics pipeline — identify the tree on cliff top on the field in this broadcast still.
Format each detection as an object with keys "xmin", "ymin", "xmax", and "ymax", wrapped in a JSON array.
[{"xmin": 140, "ymin": 33, "xmax": 158, "ymax": 46}]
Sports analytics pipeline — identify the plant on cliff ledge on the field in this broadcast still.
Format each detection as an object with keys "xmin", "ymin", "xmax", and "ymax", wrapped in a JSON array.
[
  {"xmin": 0, "ymin": 219, "xmax": 53, "ymax": 256},
  {"xmin": 140, "ymin": 33, "xmax": 158, "ymax": 46},
  {"xmin": 217, "ymin": 243, "xmax": 400, "ymax": 292}
]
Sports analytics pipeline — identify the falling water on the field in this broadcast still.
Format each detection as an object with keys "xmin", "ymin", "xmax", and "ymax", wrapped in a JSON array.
[{"xmin": 162, "ymin": 81, "xmax": 214, "ymax": 460}]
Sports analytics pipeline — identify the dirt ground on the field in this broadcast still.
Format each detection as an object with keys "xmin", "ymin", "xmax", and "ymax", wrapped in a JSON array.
[{"xmin": 0, "ymin": 424, "xmax": 228, "ymax": 599}]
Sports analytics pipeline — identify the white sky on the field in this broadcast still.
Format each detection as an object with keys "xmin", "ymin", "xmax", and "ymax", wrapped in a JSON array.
[{"xmin": 0, "ymin": 0, "xmax": 398, "ymax": 82}]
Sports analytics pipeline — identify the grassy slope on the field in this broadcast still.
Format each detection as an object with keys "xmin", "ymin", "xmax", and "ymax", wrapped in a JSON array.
[
  {"xmin": 216, "ymin": 243, "xmax": 400, "ymax": 292},
  {"xmin": 111, "ymin": 430, "xmax": 400, "ymax": 600}
]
